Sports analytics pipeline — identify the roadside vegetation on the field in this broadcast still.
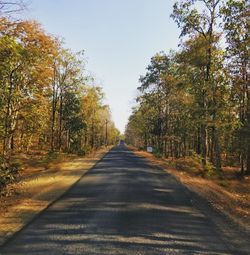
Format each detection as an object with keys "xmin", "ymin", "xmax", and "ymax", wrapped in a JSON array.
[
  {"xmin": 126, "ymin": 0, "xmax": 249, "ymax": 176},
  {"xmin": 0, "ymin": 1, "xmax": 119, "ymax": 192},
  {"xmin": 126, "ymin": 0, "xmax": 249, "ymax": 228}
]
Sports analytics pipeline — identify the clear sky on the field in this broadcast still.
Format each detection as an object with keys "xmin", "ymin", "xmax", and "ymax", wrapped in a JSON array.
[{"xmin": 26, "ymin": 0, "xmax": 179, "ymax": 133}]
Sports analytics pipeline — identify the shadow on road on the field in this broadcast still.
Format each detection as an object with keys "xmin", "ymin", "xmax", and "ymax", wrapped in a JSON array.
[{"xmin": 1, "ymin": 146, "xmax": 237, "ymax": 255}]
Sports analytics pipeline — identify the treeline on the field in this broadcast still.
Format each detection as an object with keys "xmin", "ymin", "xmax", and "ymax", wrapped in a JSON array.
[
  {"xmin": 0, "ymin": 3, "xmax": 119, "ymax": 170},
  {"xmin": 125, "ymin": 0, "xmax": 249, "ymax": 175}
]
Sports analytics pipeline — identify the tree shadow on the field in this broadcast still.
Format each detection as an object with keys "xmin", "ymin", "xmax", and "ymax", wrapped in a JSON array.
[{"xmin": 1, "ymin": 147, "xmax": 238, "ymax": 254}]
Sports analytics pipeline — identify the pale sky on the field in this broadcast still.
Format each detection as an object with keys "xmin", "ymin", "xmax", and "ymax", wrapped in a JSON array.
[{"xmin": 26, "ymin": 0, "xmax": 179, "ymax": 133}]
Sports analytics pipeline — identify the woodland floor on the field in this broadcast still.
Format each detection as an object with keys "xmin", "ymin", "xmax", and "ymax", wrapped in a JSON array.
[
  {"xmin": 0, "ymin": 147, "xmax": 110, "ymax": 246},
  {"xmin": 130, "ymin": 148, "xmax": 250, "ymax": 232}
]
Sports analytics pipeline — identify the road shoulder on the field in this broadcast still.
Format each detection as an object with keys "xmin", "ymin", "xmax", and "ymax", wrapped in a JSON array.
[
  {"xmin": 129, "ymin": 147, "xmax": 250, "ymax": 254},
  {"xmin": 0, "ymin": 147, "xmax": 111, "ymax": 247}
]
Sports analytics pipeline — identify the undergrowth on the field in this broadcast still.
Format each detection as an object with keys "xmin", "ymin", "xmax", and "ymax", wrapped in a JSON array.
[
  {"xmin": 160, "ymin": 152, "xmax": 220, "ymax": 178},
  {"xmin": 0, "ymin": 156, "xmax": 19, "ymax": 195}
]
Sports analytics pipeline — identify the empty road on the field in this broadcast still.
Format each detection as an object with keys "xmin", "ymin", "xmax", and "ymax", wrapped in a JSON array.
[{"xmin": 0, "ymin": 146, "xmax": 245, "ymax": 254}]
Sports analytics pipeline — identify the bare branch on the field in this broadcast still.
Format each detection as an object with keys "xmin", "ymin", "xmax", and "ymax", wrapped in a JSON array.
[{"xmin": 0, "ymin": 0, "xmax": 27, "ymax": 17}]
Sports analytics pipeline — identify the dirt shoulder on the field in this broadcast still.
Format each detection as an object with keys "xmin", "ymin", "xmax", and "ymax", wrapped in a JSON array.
[
  {"xmin": 129, "ymin": 147, "xmax": 250, "ymax": 232},
  {"xmin": 0, "ymin": 147, "xmax": 111, "ymax": 246}
]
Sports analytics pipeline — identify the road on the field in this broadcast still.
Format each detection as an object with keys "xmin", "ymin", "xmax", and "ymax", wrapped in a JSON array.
[{"xmin": 0, "ymin": 146, "xmax": 243, "ymax": 254}]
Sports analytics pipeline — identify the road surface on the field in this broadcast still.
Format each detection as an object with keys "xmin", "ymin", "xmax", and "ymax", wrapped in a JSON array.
[{"xmin": 0, "ymin": 146, "xmax": 245, "ymax": 254}]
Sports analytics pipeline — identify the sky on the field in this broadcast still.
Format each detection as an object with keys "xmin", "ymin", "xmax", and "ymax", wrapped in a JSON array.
[{"xmin": 26, "ymin": 0, "xmax": 180, "ymax": 133}]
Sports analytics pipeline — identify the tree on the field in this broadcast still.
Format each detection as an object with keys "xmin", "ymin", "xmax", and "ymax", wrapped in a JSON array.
[
  {"xmin": 171, "ymin": 0, "xmax": 224, "ymax": 170},
  {"xmin": 0, "ymin": 9, "xmax": 118, "ymax": 187},
  {"xmin": 138, "ymin": 52, "xmax": 170, "ymax": 153},
  {"xmin": 51, "ymin": 49, "xmax": 85, "ymax": 151},
  {"xmin": 221, "ymin": 0, "xmax": 250, "ymax": 174},
  {"xmin": 126, "ymin": 0, "xmax": 248, "ymax": 176},
  {"xmin": 0, "ymin": 19, "xmax": 58, "ymax": 162},
  {"xmin": 62, "ymin": 91, "xmax": 85, "ymax": 152}
]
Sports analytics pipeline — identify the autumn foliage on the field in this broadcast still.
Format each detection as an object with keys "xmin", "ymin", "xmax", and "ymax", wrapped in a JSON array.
[
  {"xmin": 125, "ymin": 0, "xmax": 249, "ymax": 175},
  {"xmin": 0, "ymin": 11, "xmax": 119, "ymax": 186}
]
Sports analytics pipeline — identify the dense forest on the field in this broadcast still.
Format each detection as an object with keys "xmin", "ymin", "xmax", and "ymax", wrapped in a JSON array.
[
  {"xmin": 125, "ymin": 0, "xmax": 249, "ymax": 175},
  {"xmin": 0, "ymin": 1, "xmax": 119, "ymax": 183}
]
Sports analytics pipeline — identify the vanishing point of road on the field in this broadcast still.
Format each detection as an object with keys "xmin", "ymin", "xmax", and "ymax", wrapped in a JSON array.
[{"xmin": 1, "ymin": 146, "xmax": 248, "ymax": 254}]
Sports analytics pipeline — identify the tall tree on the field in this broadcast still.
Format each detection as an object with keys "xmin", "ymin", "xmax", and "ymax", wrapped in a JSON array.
[
  {"xmin": 51, "ymin": 49, "xmax": 85, "ymax": 151},
  {"xmin": 0, "ymin": 20, "xmax": 57, "ymax": 163},
  {"xmin": 221, "ymin": 0, "xmax": 250, "ymax": 174},
  {"xmin": 171, "ymin": 0, "xmax": 223, "ymax": 170},
  {"xmin": 138, "ymin": 52, "xmax": 170, "ymax": 153}
]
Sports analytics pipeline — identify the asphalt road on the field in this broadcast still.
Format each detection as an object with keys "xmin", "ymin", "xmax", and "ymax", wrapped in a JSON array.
[{"xmin": 0, "ymin": 146, "xmax": 243, "ymax": 254}]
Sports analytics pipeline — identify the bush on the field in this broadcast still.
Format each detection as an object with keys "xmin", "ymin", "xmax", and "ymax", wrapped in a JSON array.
[
  {"xmin": 203, "ymin": 162, "xmax": 216, "ymax": 178},
  {"xmin": 175, "ymin": 156, "xmax": 202, "ymax": 175},
  {"xmin": 0, "ymin": 162, "xmax": 19, "ymax": 191},
  {"xmin": 82, "ymin": 145, "xmax": 93, "ymax": 155},
  {"xmin": 138, "ymin": 146, "xmax": 145, "ymax": 151},
  {"xmin": 77, "ymin": 149, "xmax": 85, "ymax": 156},
  {"xmin": 153, "ymin": 148, "xmax": 163, "ymax": 158},
  {"xmin": 172, "ymin": 152, "xmax": 219, "ymax": 178}
]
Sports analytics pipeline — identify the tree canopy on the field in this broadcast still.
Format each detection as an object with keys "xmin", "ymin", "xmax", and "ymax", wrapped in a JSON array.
[
  {"xmin": 0, "ymin": 5, "xmax": 119, "ymax": 171},
  {"xmin": 126, "ymin": 0, "xmax": 250, "ymax": 175}
]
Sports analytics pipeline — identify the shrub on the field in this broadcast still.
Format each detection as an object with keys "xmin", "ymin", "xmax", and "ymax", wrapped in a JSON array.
[
  {"xmin": 0, "ymin": 162, "xmax": 19, "ymax": 192},
  {"xmin": 175, "ymin": 156, "xmax": 203, "ymax": 175}
]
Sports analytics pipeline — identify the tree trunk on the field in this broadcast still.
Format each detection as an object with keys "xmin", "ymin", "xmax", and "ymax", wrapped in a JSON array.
[
  {"xmin": 245, "ymin": 80, "xmax": 250, "ymax": 175},
  {"xmin": 58, "ymin": 93, "xmax": 63, "ymax": 151},
  {"xmin": 26, "ymin": 135, "xmax": 33, "ymax": 153},
  {"xmin": 246, "ymin": 144, "xmax": 250, "ymax": 175},
  {"xmin": 51, "ymin": 103, "xmax": 56, "ymax": 151},
  {"xmin": 196, "ymin": 128, "xmax": 201, "ymax": 154},
  {"xmin": 2, "ymin": 68, "xmax": 19, "ymax": 163},
  {"xmin": 240, "ymin": 152, "xmax": 245, "ymax": 175},
  {"xmin": 51, "ymin": 67, "xmax": 58, "ymax": 151},
  {"xmin": 213, "ymin": 127, "xmax": 221, "ymax": 171},
  {"xmin": 91, "ymin": 118, "xmax": 94, "ymax": 148},
  {"xmin": 201, "ymin": 124, "xmax": 207, "ymax": 166}
]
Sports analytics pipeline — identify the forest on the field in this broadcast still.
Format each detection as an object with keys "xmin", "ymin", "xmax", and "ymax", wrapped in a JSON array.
[
  {"xmin": 0, "ymin": 1, "xmax": 119, "ymax": 188},
  {"xmin": 125, "ymin": 0, "xmax": 249, "ymax": 175}
]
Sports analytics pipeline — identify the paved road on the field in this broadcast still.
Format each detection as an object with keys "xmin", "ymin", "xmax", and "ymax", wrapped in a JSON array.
[{"xmin": 0, "ymin": 146, "xmax": 242, "ymax": 254}]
